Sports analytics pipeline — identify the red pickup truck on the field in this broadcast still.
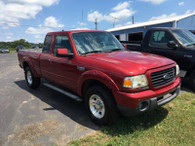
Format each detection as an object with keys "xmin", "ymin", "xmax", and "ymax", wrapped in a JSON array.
[{"xmin": 18, "ymin": 30, "xmax": 181, "ymax": 125}]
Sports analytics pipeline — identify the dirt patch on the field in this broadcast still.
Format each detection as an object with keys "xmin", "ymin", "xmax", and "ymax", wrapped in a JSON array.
[{"xmin": 8, "ymin": 120, "xmax": 61, "ymax": 145}]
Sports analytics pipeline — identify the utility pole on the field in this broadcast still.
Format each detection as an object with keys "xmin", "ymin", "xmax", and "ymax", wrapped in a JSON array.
[
  {"xmin": 132, "ymin": 16, "xmax": 134, "ymax": 24},
  {"xmin": 82, "ymin": 9, "xmax": 84, "ymax": 29},
  {"xmin": 113, "ymin": 18, "xmax": 116, "ymax": 28},
  {"xmin": 95, "ymin": 18, "xmax": 98, "ymax": 30}
]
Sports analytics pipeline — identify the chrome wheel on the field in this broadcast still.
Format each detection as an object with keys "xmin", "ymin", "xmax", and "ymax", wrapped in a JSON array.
[
  {"xmin": 89, "ymin": 94, "xmax": 105, "ymax": 119},
  {"xmin": 27, "ymin": 71, "xmax": 32, "ymax": 85}
]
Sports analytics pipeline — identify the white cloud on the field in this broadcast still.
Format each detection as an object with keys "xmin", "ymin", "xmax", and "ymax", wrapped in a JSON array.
[
  {"xmin": 185, "ymin": 10, "xmax": 195, "ymax": 14},
  {"xmin": 35, "ymin": 35, "xmax": 42, "ymax": 39},
  {"xmin": 71, "ymin": 27, "xmax": 90, "ymax": 30},
  {"xmin": 6, "ymin": 36, "xmax": 13, "ymax": 42},
  {"xmin": 150, "ymin": 13, "xmax": 177, "ymax": 21},
  {"xmin": 25, "ymin": 16, "xmax": 64, "ymax": 35},
  {"xmin": 0, "ymin": 1, "xmax": 42, "ymax": 28},
  {"xmin": 108, "ymin": 9, "xmax": 135, "ymax": 22},
  {"xmin": 88, "ymin": 11, "xmax": 104, "ymax": 22},
  {"xmin": 7, "ymin": 0, "xmax": 59, "ymax": 7},
  {"xmin": 114, "ymin": 21, "xmax": 132, "ymax": 28},
  {"xmin": 0, "ymin": 0, "xmax": 59, "ymax": 28},
  {"xmin": 5, "ymin": 33, "xmax": 14, "ymax": 36},
  {"xmin": 87, "ymin": 1, "xmax": 135, "ymax": 23},
  {"xmin": 44, "ymin": 16, "xmax": 64, "ymax": 28},
  {"xmin": 139, "ymin": 0, "xmax": 166, "ymax": 5},
  {"xmin": 178, "ymin": 2, "xmax": 184, "ymax": 6},
  {"xmin": 78, "ymin": 21, "xmax": 86, "ymax": 26},
  {"xmin": 112, "ymin": 1, "xmax": 130, "ymax": 11},
  {"xmin": 25, "ymin": 26, "xmax": 53, "ymax": 35},
  {"xmin": 5, "ymin": 33, "xmax": 15, "ymax": 42},
  {"xmin": 185, "ymin": 10, "xmax": 191, "ymax": 14}
]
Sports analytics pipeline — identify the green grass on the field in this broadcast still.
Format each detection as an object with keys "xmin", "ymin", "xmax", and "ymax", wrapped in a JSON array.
[
  {"xmin": 69, "ymin": 91, "xmax": 195, "ymax": 146},
  {"xmin": 9, "ymin": 48, "xmax": 17, "ymax": 53}
]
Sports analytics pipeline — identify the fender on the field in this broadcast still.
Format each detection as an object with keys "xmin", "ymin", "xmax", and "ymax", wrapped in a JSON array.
[
  {"xmin": 77, "ymin": 70, "xmax": 119, "ymax": 96},
  {"xmin": 23, "ymin": 56, "xmax": 39, "ymax": 77}
]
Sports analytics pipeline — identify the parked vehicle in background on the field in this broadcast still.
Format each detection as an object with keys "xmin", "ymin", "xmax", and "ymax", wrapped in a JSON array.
[
  {"xmin": 0, "ymin": 48, "xmax": 10, "ymax": 53},
  {"xmin": 122, "ymin": 27, "xmax": 195, "ymax": 89},
  {"xmin": 18, "ymin": 30, "xmax": 181, "ymax": 125},
  {"xmin": 16, "ymin": 45, "xmax": 26, "ymax": 52},
  {"xmin": 32, "ymin": 45, "xmax": 39, "ymax": 49}
]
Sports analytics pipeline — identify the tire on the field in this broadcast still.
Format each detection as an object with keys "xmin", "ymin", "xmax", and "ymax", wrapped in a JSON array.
[
  {"xmin": 84, "ymin": 85, "xmax": 119, "ymax": 125},
  {"xmin": 25, "ymin": 66, "xmax": 40, "ymax": 89},
  {"xmin": 189, "ymin": 70, "xmax": 195, "ymax": 90}
]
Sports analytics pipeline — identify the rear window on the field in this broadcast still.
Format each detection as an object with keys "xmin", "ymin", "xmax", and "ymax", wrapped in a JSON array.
[{"xmin": 43, "ymin": 35, "xmax": 52, "ymax": 53}]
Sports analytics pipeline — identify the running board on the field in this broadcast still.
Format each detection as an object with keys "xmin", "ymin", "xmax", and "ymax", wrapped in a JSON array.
[{"xmin": 43, "ymin": 83, "xmax": 82, "ymax": 102}]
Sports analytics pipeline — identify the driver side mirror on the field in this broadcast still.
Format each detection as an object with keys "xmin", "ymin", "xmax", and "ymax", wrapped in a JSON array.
[
  {"xmin": 56, "ymin": 48, "xmax": 74, "ymax": 58},
  {"xmin": 167, "ymin": 41, "xmax": 178, "ymax": 49}
]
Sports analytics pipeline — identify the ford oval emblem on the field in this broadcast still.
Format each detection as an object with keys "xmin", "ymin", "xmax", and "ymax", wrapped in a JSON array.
[{"xmin": 163, "ymin": 73, "xmax": 171, "ymax": 80}]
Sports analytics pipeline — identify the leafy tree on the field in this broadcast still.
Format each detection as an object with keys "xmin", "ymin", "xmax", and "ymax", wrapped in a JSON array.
[{"xmin": 0, "ymin": 39, "xmax": 41, "ymax": 49}]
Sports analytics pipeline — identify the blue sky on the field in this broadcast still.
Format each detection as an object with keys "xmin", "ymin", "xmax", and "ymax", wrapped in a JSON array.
[{"xmin": 0, "ymin": 0, "xmax": 194, "ymax": 43}]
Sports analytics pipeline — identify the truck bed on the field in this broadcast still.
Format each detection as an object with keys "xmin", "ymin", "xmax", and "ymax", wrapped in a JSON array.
[
  {"xmin": 18, "ymin": 49, "xmax": 42, "ymax": 77},
  {"xmin": 121, "ymin": 41, "xmax": 142, "ymax": 51}
]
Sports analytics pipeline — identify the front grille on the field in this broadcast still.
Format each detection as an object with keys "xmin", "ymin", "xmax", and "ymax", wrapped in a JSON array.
[{"xmin": 151, "ymin": 67, "xmax": 176, "ymax": 88}]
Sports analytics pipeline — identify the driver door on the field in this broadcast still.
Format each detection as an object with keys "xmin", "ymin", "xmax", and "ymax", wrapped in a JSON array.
[{"xmin": 49, "ymin": 34, "xmax": 78, "ymax": 91}]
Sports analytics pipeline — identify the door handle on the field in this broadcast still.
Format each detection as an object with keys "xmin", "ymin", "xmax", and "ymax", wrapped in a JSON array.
[{"xmin": 184, "ymin": 55, "xmax": 192, "ymax": 58}]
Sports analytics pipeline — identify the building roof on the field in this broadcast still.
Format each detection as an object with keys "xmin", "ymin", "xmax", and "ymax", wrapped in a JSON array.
[{"xmin": 107, "ymin": 12, "xmax": 195, "ymax": 32}]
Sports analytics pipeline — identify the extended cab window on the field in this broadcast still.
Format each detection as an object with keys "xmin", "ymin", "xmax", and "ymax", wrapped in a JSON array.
[
  {"xmin": 149, "ymin": 31, "xmax": 173, "ymax": 48},
  {"xmin": 43, "ymin": 35, "xmax": 52, "ymax": 53},
  {"xmin": 54, "ymin": 35, "xmax": 73, "ymax": 56}
]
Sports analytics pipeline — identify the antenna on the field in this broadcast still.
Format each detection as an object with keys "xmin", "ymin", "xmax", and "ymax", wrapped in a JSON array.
[
  {"xmin": 95, "ymin": 18, "xmax": 98, "ymax": 30},
  {"xmin": 113, "ymin": 18, "xmax": 116, "ymax": 28},
  {"xmin": 82, "ymin": 9, "xmax": 84, "ymax": 29},
  {"xmin": 132, "ymin": 16, "xmax": 134, "ymax": 24}
]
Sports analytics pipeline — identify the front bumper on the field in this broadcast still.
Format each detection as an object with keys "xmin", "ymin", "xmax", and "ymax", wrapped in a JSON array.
[
  {"xmin": 117, "ymin": 85, "xmax": 180, "ymax": 116},
  {"xmin": 112, "ymin": 76, "xmax": 181, "ymax": 116}
]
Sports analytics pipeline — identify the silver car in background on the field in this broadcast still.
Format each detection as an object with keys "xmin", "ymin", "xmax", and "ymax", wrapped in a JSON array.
[{"xmin": 0, "ymin": 48, "xmax": 10, "ymax": 53}]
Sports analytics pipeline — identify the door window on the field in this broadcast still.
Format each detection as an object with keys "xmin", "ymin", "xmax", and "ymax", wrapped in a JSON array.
[
  {"xmin": 149, "ymin": 31, "xmax": 173, "ymax": 48},
  {"xmin": 43, "ymin": 35, "xmax": 52, "ymax": 53},
  {"xmin": 54, "ymin": 35, "xmax": 73, "ymax": 56}
]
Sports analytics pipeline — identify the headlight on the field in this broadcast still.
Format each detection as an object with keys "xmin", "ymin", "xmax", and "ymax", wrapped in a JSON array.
[
  {"xmin": 176, "ymin": 64, "xmax": 180, "ymax": 76},
  {"xmin": 123, "ymin": 74, "xmax": 148, "ymax": 89}
]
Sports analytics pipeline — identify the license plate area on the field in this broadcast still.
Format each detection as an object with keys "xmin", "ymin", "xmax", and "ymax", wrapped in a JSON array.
[{"xmin": 157, "ymin": 93, "xmax": 172, "ymax": 103}]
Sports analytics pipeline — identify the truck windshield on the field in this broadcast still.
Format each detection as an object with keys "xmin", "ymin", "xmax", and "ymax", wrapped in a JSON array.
[
  {"xmin": 172, "ymin": 29, "xmax": 195, "ymax": 47},
  {"xmin": 72, "ymin": 32, "xmax": 124, "ymax": 55}
]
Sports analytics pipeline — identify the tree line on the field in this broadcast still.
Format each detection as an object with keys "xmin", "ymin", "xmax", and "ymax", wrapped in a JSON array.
[{"xmin": 0, "ymin": 39, "xmax": 42, "ymax": 49}]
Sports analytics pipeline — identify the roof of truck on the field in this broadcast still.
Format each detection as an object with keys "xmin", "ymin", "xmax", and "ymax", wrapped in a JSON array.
[
  {"xmin": 47, "ymin": 30, "xmax": 106, "ymax": 35},
  {"xmin": 147, "ymin": 27, "xmax": 185, "ymax": 30}
]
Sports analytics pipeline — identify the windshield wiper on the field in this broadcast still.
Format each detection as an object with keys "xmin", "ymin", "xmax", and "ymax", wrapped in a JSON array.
[
  {"xmin": 82, "ymin": 50, "xmax": 103, "ymax": 55},
  {"xmin": 110, "ymin": 48, "xmax": 123, "ymax": 52},
  {"xmin": 186, "ymin": 43, "xmax": 195, "ymax": 47}
]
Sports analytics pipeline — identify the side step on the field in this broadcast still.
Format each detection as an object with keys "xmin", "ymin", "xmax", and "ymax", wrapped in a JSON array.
[{"xmin": 43, "ymin": 83, "xmax": 82, "ymax": 102}]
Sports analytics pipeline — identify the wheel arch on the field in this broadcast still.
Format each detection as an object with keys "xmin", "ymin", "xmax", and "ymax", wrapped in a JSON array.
[
  {"xmin": 77, "ymin": 70, "xmax": 119, "ymax": 97},
  {"xmin": 22, "ymin": 57, "xmax": 39, "ymax": 77}
]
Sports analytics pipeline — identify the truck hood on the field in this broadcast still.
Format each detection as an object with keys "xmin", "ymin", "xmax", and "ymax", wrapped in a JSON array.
[{"xmin": 87, "ymin": 50, "xmax": 175, "ymax": 75}]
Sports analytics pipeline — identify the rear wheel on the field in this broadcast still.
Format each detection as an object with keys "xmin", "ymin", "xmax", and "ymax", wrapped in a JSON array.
[
  {"xmin": 25, "ymin": 66, "xmax": 40, "ymax": 89},
  {"xmin": 85, "ymin": 85, "xmax": 119, "ymax": 125}
]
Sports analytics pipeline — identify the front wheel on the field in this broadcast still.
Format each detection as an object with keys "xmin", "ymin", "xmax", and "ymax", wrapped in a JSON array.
[
  {"xmin": 25, "ymin": 66, "xmax": 40, "ymax": 89},
  {"xmin": 85, "ymin": 85, "xmax": 119, "ymax": 125}
]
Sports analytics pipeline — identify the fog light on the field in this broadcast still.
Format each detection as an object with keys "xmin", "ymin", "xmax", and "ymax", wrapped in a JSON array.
[{"xmin": 139, "ymin": 100, "xmax": 150, "ymax": 111}]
